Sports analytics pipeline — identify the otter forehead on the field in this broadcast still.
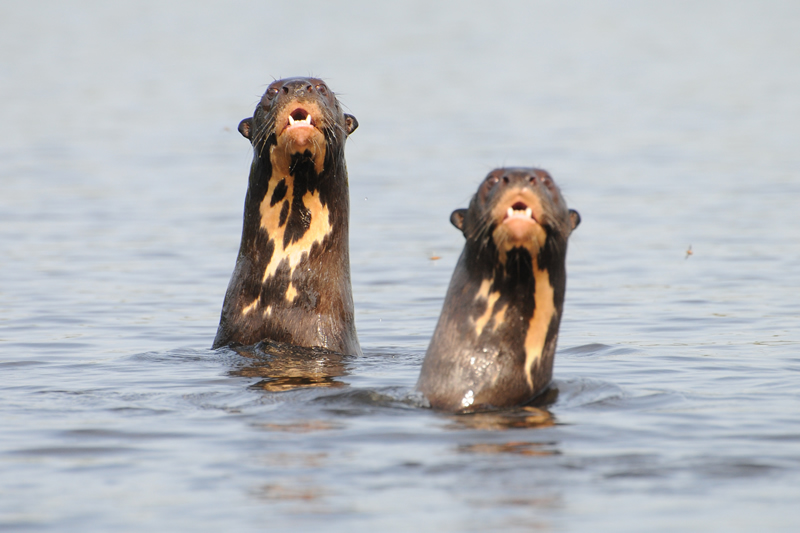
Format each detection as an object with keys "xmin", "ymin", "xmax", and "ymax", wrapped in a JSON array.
[
  {"xmin": 266, "ymin": 76, "xmax": 328, "ymax": 90},
  {"xmin": 260, "ymin": 77, "xmax": 339, "ymax": 112},
  {"xmin": 478, "ymin": 168, "xmax": 565, "ymax": 213}
]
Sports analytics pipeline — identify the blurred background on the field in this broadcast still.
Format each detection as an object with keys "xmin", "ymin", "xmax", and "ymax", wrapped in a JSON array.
[{"xmin": 1, "ymin": 1, "xmax": 799, "ymax": 531}]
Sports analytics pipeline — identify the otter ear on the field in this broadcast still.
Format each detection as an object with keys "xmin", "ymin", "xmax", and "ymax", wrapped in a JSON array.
[
  {"xmin": 450, "ymin": 209, "xmax": 467, "ymax": 232},
  {"xmin": 569, "ymin": 209, "xmax": 581, "ymax": 232},
  {"xmin": 344, "ymin": 114, "xmax": 358, "ymax": 135},
  {"xmin": 238, "ymin": 117, "xmax": 253, "ymax": 140}
]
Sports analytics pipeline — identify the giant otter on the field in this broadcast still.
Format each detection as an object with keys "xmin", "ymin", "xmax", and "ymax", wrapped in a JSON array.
[
  {"xmin": 417, "ymin": 168, "xmax": 580, "ymax": 411},
  {"xmin": 213, "ymin": 77, "xmax": 361, "ymax": 355}
]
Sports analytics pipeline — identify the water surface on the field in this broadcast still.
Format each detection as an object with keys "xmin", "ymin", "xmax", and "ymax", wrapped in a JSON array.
[{"xmin": 2, "ymin": 1, "xmax": 799, "ymax": 531}]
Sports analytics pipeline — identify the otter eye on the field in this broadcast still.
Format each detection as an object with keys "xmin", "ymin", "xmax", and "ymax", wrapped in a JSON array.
[
  {"xmin": 480, "ymin": 175, "xmax": 499, "ymax": 198},
  {"xmin": 315, "ymin": 84, "xmax": 328, "ymax": 96},
  {"xmin": 266, "ymin": 87, "xmax": 279, "ymax": 99}
]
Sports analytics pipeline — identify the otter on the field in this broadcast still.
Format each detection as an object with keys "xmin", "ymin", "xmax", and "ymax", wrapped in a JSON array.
[
  {"xmin": 417, "ymin": 168, "xmax": 580, "ymax": 411},
  {"xmin": 213, "ymin": 77, "xmax": 361, "ymax": 355}
]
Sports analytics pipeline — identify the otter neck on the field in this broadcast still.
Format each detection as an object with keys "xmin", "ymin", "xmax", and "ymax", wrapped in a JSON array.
[
  {"xmin": 463, "ymin": 244, "xmax": 566, "ymax": 390},
  {"xmin": 228, "ymin": 142, "xmax": 353, "ymax": 329},
  {"xmin": 240, "ymin": 144, "xmax": 348, "ymax": 261}
]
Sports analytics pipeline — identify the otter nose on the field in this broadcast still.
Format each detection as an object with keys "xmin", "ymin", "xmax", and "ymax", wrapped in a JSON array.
[{"xmin": 281, "ymin": 80, "xmax": 315, "ymax": 98}]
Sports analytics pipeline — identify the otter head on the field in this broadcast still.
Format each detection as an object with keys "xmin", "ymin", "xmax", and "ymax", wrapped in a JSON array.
[
  {"xmin": 451, "ymin": 168, "xmax": 580, "ymax": 268},
  {"xmin": 238, "ymin": 77, "xmax": 358, "ymax": 175}
]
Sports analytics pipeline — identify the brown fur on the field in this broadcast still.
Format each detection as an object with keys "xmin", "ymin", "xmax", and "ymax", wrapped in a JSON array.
[
  {"xmin": 213, "ymin": 78, "xmax": 361, "ymax": 355},
  {"xmin": 417, "ymin": 168, "xmax": 580, "ymax": 411}
]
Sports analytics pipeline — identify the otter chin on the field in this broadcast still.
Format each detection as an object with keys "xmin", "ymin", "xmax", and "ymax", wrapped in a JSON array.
[
  {"xmin": 416, "ymin": 167, "xmax": 580, "ymax": 412},
  {"xmin": 212, "ymin": 77, "xmax": 361, "ymax": 356}
]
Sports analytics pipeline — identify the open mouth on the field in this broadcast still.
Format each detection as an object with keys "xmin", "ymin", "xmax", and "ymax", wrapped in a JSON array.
[
  {"xmin": 286, "ymin": 108, "xmax": 315, "ymax": 129},
  {"xmin": 503, "ymin": 201, "xmax": 535, "ymax": 223},
  {"xmin": 274, "ymin": 104, "xmax": 326, "ymax": 165}
]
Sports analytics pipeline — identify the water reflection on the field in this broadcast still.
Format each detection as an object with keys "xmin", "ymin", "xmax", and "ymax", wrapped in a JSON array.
[
  {"xmin": 447, "ymin": 405, "xmax": 556, "ymax": 431},
  {"xmin": 229, "ymin": 340, "xmax": 351, "ymax": 392},
  {"xmin": 254, "ymin": 420, "xmax": 345, "ymax": 433},
  {"xmin": 253, "ymin": 483, "xmax": 325, "ymax": 502},
  {"xmin": 445, "ymin": 386, "xmax": 559, "ymax": 430},
  {"xmin": 458, "ymin": 440, "xmax": 558, "ymax": 457}
]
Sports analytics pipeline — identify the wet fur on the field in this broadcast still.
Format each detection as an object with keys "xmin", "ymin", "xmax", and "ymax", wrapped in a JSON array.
[
  {"xmin": 417, "ymin": 168, "xmax": 580, "ymax": 411},
  {"xmin": 213, "ymin": 78, "xmax": 361, "ymax": 355}
]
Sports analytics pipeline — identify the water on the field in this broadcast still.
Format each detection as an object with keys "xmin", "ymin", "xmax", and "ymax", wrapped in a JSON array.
[{"xmin": 2, "ymin": 1, "xmax": 800, "ymax": 531}]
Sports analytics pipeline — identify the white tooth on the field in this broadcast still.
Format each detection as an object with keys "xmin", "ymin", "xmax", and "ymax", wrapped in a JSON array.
[
  {"xmin": 288, "ymin": 115, "xmax": 295, "ymax": 125},
  {"xmin": 304, "ymin": 114, "xmax": 312, "ymax": 124},
  {"xmin": 507, "ymin": 207, "xmax": 514, "ymax": 218},
  {"xmin": 525, "ymin": 207, "xmax": 532, "ymax": 218}
]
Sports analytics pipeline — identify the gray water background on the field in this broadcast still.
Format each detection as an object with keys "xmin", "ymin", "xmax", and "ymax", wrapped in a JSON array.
[{"xmin": 2, "ymin": 1, "xmax": 799, "ymax": 531}]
